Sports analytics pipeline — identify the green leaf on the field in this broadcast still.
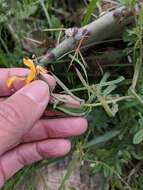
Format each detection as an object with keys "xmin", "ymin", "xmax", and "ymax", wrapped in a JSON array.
[
  {"xmin": 82, "ymin": 0, "xmax": 99, "ymax": 26},
  {"xmin": 83, "ymin": 130, "xmax": 120, "ymax": 148},
  {"xmin": 133, "ymin": 128, "xmax": 143, "ymax": 144},
  {"xmin": 103, "ymin": 166, "xmax": 112, "ymax": 178},
  {"xmin": 93, "ymin": 164, "xmax": 102, "ymax": 173},
  {"xmin": 119, "ymin": 0, "xmax": 138, "ymax": 8}
]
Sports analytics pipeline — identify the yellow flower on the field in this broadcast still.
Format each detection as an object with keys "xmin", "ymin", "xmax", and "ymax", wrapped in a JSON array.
[
  {"xmin": 7, "ymin": 58, "xmax": 47, "ymax": 88},
  {"xmin": 23, "ymin": 58, "xmax": 37, "ymax": 84}
]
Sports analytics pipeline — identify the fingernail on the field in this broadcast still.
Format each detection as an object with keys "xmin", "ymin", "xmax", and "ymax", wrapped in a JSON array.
[{"xmin": 20, "ymin": 80, "xmax": 49, "ymax": 103}]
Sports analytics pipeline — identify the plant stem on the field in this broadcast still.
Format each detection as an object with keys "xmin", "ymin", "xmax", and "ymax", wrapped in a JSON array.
[
  {"xmin": 130, "ymin": 88, "xmax": 143, "ymax": 106},
  {"xmin": 83, "ymin": 96, "xmax": 133, "ymax": 107},
  {"xmin": 38, "ymin": 5, "xmax": 141, "ymax": 66},
  {"xmin": 39, "ymin": 0, "xmax": 52, "ymax": 28}
]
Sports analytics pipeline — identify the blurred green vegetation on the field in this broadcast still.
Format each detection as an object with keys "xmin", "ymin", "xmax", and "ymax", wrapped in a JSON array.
[{"xmin": 1, "ymin": 0, "xmax": 143, "ymax": 189}]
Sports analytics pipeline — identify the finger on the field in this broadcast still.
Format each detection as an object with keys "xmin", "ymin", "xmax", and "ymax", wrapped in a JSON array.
[
  {"xmin": 38, "ymin": 73, "xmax": 56, "ymax": 91},
  {"xmin": 23, "ymin": 117, "xmax": 87, "ymax": 142},
  {"xmin": 0, "ymin": 68, "xmax": 28, "ymax": 96},
  {"xmin": 0, "ymin": 68, "xmax": 56, "ymax": 97},
  {"xmin": 0, "ymin": 139, "xmax": 70, "ymax": 188},
  {"xmin": 0, "ymin": 92, "xmax": 77, "ymax": 115},
  {"xmin": 0, "ymin": 80, "xmax": 49, "ymax": 155},
  {"xmin": 0, "ymin": 98, "xmax": 5, "ymax": 102}
]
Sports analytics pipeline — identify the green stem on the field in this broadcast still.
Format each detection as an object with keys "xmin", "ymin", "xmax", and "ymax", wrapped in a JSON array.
[
  {"xmin": 83, "ymin": 96, "xmax": 133, "ymax": 108},
  {"xmin": 93, "ymin": 86, "xmax": 114, "ymax": 117},
  {"xmin": 130, "ymin": 88, "xmax": 143, "ymax": 106},
  {"xmin": 39, "ymin": 6, "xmax": 139, "ymax": 66}
]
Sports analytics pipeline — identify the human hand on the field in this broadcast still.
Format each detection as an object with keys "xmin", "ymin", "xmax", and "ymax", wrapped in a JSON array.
[{"xmin": 0, "ymin": 68, "xmax": 87, "ymax": 187}]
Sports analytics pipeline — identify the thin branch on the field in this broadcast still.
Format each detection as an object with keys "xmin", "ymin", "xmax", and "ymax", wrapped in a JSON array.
[{"xmin": 38, "ymin": 5, "xmax": 141, "ymax": 66}]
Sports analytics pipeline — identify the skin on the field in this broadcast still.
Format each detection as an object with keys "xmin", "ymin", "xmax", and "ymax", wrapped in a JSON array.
[{"xmin": 0, "ymin": 68, "xmax": 87, "ymax": 187}]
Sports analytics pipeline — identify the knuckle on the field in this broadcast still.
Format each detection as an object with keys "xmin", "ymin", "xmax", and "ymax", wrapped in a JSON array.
[
  {"xmin": 36, "ymin": 142, "xmax": 45, "ymax": 158},
  {"xmin": 16, "ymin": 147, "xmax": 27, "ymax": 166}
]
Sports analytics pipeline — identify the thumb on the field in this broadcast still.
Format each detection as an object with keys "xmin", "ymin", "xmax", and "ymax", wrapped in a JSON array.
[{"xmin": 0, "ymin": 80, "xmax": 49, "ymax": 155}]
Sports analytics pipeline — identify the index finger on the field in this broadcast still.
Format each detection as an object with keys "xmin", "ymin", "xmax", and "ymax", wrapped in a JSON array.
[
  {"xmin": 0, "ymin": 68, "xmax": 56, "ymax": 97},
  {"xmin": 0, "ymin": 68, "xmax": 28, "ymax": 97}
]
